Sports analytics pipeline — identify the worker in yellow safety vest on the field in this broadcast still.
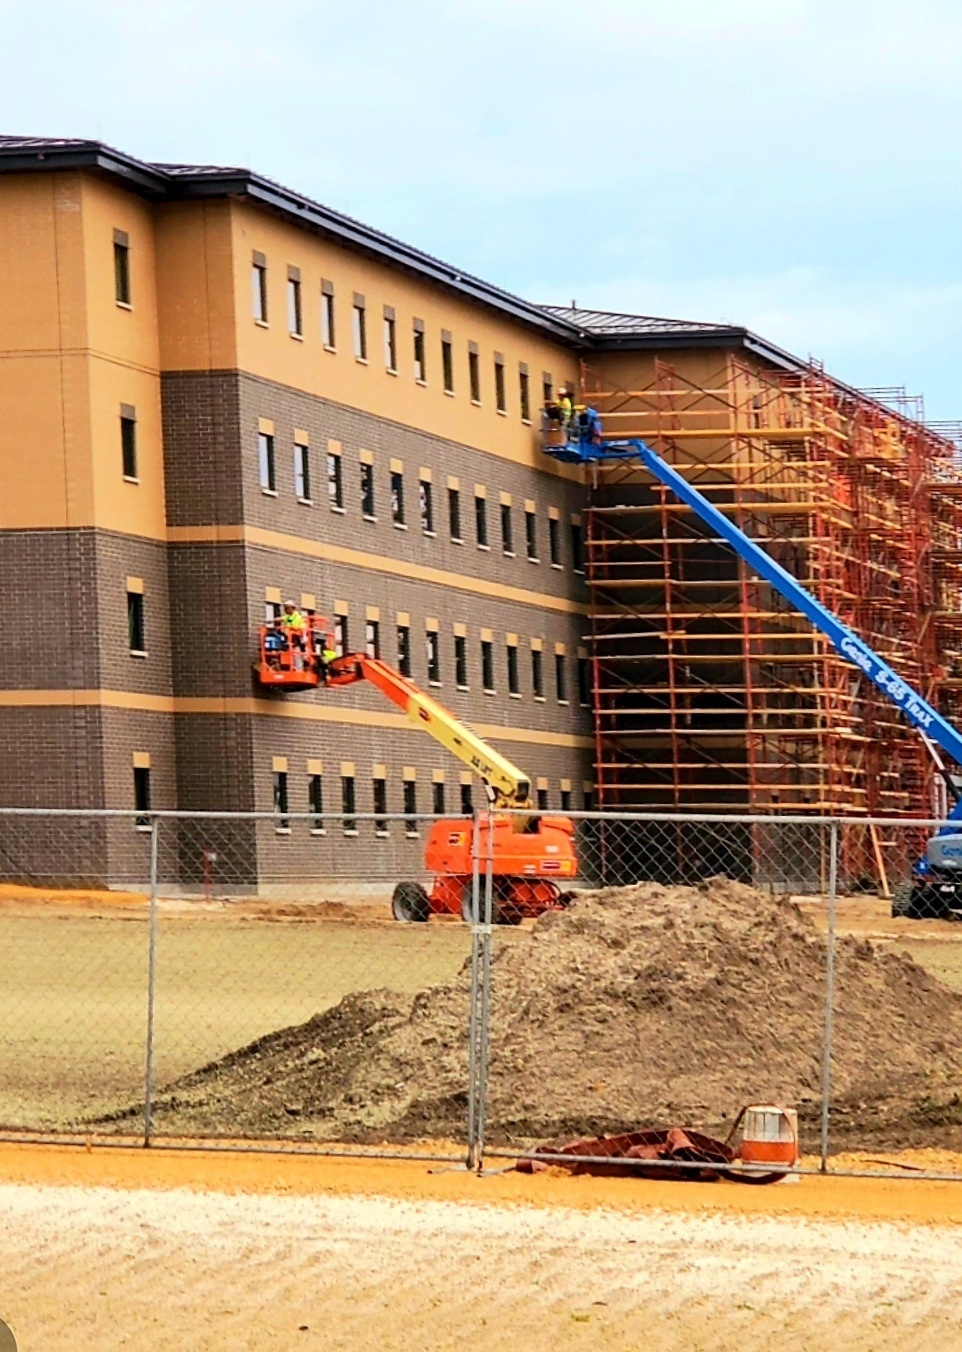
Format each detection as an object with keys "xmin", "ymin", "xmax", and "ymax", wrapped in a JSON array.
[
  {"xmin": 282, "ymin": 601, "xmax": 307, "ymax": 668},
  {"xmin": 557, "ymin": 387, "xmax": 573, "ymax": 426}
]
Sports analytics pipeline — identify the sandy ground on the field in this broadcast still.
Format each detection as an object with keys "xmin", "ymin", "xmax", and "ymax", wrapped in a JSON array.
[{"xmin": 2, "ymin": 1146, "xmax": 962, "ymax": 1350}]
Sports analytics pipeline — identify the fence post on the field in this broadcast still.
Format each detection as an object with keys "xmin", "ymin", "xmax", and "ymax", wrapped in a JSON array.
[
  {"xmin": 473, "ymin": 805, "xmax": 496, "ymax": 1170},
  {"xmin": 819, "ymin": 819, "xmax": 839, "ymax": 1172},
  {"xmin": 143, "ymin": 815, "xmax": 160, "ymax": 1148},
  {"xmin": 465, "ymin": 808, "xmax": 481, "ymax": 1169}
]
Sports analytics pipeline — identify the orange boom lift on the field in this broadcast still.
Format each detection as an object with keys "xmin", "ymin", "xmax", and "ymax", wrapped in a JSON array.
[{"xmin": 255, "ymin": 627, "xmax": 578, "ymax": 921}]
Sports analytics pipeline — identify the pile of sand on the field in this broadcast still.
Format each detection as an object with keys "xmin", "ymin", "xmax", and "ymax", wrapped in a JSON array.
[{"xmin": 126, "ymin": 880, "xmax": 962, "ymax": 1149}]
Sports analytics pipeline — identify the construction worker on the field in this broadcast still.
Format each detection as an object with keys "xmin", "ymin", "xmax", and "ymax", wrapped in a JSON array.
[
  {"xmin": 557, "ymin": 386, "xmax": 573, "ymax": 427},
  {"xmin": 282, "ymin": 601, "xmax": 307, "ymax": 669}
]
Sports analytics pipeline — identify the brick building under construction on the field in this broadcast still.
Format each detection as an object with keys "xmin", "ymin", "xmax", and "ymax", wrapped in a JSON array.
[{"xmin": 0, "ymin": 136, "xmax": 960, "ymax": 888}]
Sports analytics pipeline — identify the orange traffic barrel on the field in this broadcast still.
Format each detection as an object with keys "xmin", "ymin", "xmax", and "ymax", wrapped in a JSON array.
[{"xmin": 740, "ymin": 1104, "xmax": 798, "ymax": 1168}]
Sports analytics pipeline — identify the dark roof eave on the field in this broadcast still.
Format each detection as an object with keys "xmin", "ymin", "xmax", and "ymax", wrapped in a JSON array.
[
  {"xmin": 585, "ymin": 325, "xmax": 804, "ymax": 372},
  {"xmin": 0, "ymin": 142, "xmax": 169, "ymax": 197}
]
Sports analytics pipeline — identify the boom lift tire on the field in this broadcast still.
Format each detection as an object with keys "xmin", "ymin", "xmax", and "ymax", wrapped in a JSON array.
[{"xmin": 392, "ymin": 880, "xmax": 430, "ymax": 923}]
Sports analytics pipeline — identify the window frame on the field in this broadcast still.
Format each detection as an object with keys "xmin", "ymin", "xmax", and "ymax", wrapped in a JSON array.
[
  {"xmin": 258, "ymin": 432, "xmax": 276, "ymax": 493},
  {"xmin": 432, "ymin": 780, "xmax": 446, "ymax": 816},
  {"xmin": 468, "ymin": 346, "xmax": 481, "ymax": 403},
  {"xmin": 390, "ymin": 470, "xmax": 405, "ymax": 526},
  {"xmin": 419, "ymin": 478, "xmax": 434, "ymax": 534},
  {"xmin": 475, "ymin": 493, "xmax": 488, "ymax": 548},
  {"xmin": 500, "ymin": 502, "xmax": 514, "ymax": 555},
  {"xmin": 251, "ymin": 258, "xmax": 267, "ymax": 323},
  {"xmin": 365, "ymin": 619, "xmax": 380, "ymax": 659},
  {"xmin": 402, "ymin": 777, "xmax": 418, "ymax": 835},
  {"xmin": 507, "ymin": 642, "xmax": 520, "ymax": 696},
  {"xmin": 548, "ymin": 515, "xmax": 561, "ymax": 567},
  {"xmin": 448, "ymin": 486, "xmax": 462, "ymax": 541},
  {"xmin": 120, "ymin": 408, "xmax": 137, "ymax": 481},
  {"xmin": 360, "ymin": 461, "xmax": 376, "ymax": 518},
  {"xmin": 352, "ymin": 297, "xmax": 368, "ymax": 361},
  {"xmin": 519, "ymin": 367, "xmax": 531, "ymax": 422},
  {"xmin": 454, "ymin": 633, "xmax": 468, "ymax": 688},
  {"xmin": 525, "ymin": 509, "xmax": 538, "ymax": 562},
  {"xmin": 555, "ymin": 651, "xmax": 568, "ymax": 703},
  {"xmin": 413, "ymin": 320, "xmax": 427, "ymax": 383},
  {"xmin": 114, "ymin": 231, "xmax": 131, "ymax": 307},
  {"xmin": 294, "ymin": 441, "xmax": 311, "ymax": 502},
  {"xmin": 384, "ymin": 311, "xmax": 397, "ymax": 372},
  {"xmin": 441, "ymin": 335, "xmax": 454, "ymax": 394},
  {"xmin": 532, "ymin": 647, "xmax": 544, "ymax": 699},
  {"xmin": 373, "ymin": 776, "xmax": 388, "ymax": 834},
  {"xmin": 273, "ymin": 770, "xmax": 290, "ymax": 831},
  {"xmin": 494, "ymin": 356, "xmax": 506, "ymax": 414},
  {"xmin": 127, "ymin": 591, "xmax": 146, "ymax": 655},
  {"xmin": 327, "ymin": 451, "xmax": 344, "ymax": 509},
  {"xmin": 287, "ymin": 272, "xmax": 303, "ymax": 337},
  {"xmin": 426, "ymin": 629, "xmax": 441, "ymax": 685},
  {"xmin": 341, "ymin": 774, "xmax": 357, "ymax": 833},
  {"xmin": 308, "ymin": 773, "xmax": 325, "ymax": 833},
  {"xmin": 321, "ymin": 281, "xmax": 336, "ymax": 348},
  {"xmin": 397, "ymin": 623, "xmax": 412, "ymax": 677},
  {"xmin": 133, "ymin": 765, "xmax": 151, "ymax": 829},
  {"xmin": 481, "ymin": 639, "xmax": 495, "ymax": 693}
]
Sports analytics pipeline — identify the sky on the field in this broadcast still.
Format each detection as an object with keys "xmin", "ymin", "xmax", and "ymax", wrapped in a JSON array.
[{"xmin": 2, "ymin": 0, "xmax": 961, "ymax": 419}]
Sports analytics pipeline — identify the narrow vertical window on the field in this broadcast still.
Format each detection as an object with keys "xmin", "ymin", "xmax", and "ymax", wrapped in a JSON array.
[
  {"xmin": 507, "ymin": 642, "xmax": 520, "ymax": 695},
  {"xmin": 360, "ymin": 461, "xmax": 376, "ymax": 517},
  {"xmin": 542, "ymin": 373, "xmax": 553, "ymax": 404},
  {"xmin": 500, "ymin": 502, "xmax": 514, "ymax": 555},
  {"xmin": 258, "ymin": 432, "xmax": 276, "ymax": 492},
  {"xmin": 560, "ymin": 786, "xmax": 572, "ymax": 812},
  {"xmin": 583, "ymin": 786, "xmax": 595, "ymax": 813},
  {"xmin": 365, "ymin": 619, "xmax": 380, "ymax": 658},
  {"xmin": 353, "ymin": 294, "xmax": 367, "ymax": 360},
  {"xmin": 114, "ymin": 230, "xmax": 131, "ymax": 306},
  {"xmin": 455, "ymin": 634, "xmax": 468, "ymax": 688},
  {"xmin": 327, "ymin": 450, "xmax": 343, "ymax": 508},
  {"xmin": 133, "ymin": 765, "xmax": 151, "ymax": 828},
  {"xmin": 391, "ymin": 469, "xmax": 405, "ymax": 525},
  {"xmin": 460, "ymin": 782, "xmax": 473, "ymax": 815},
  {"xmin": 481, "ymin": 639, "xmax": 495, "ymax": 692},
  {"xmin": 555, "ymin": 651, "xmax": 568, "ymax": 703},
  {"xmin": 548, "ymin": 515, "xmax": 561, "ymax": 566},
  {"xmin": 519, "ymin": 365, "xmax": 531, "ymax": 422},
  {"xmin": 525, "ymin": 508, "xmax": 538, "ymax": 561},
  {"xmin": 384, "ymin": 306, "xmax": 397, "ymax": 371},
  {"xmin": 419, "ymin": 477, "xmax": 434, "ymax": 533},
  {"xmin": 127, "ymin": 590, "xmax": 145, "ymax": 653},
  {"xmin": 475, "ymin": 492, "xmax": 488, "ymax": 548},
  {"xmin": 494, "ymin": 354, "xmax": 506, "ymax": 413},
  {"xmin": 287, "ymin": 267, "xmax": 302, "ymax": 336},
  {"xmin": 273, "ymin": 770, "xmax": 290, "ymax": 830},
  {"xmin": 532, "ymin": 647, "xmax": 544, "ymax": 698},
  {"xmin": 397, "ymin": 623, "xmax": 412, "ymax": 677},
  {"xmin": 334, "ymin": 611, "xmax": 349, "ymax": 657},
  {"xmin": 294, "ymin": 442, "xmax": 311, "ymax": 501},
  {"xmin": 449, "ymin": 486, "xmax": 462, "ymax": 541},
  {"xmin": 432, "ymin": 781, "xmax": 446, "ymax": 816},
  {"xmin": 578, "ymin": 656, "xmax": 591, "ymax": 707},
  {"xmin": 321, "ymin": 280, "xmax": 335, "ymax": 347},
  {"xmin": 413, "ymin": 319, "xmax": 426, "ymax": 382},
  {"xmin": 308, "ymin": 773, "xmax": 324, "ymax": 830},
  {"xmin": 571, "ymin": 519, "xmax": 584, "ymax": 573},
  {"xmin": 403, "ymin": 777, "xmax": 418, "ymax": 834},
  {"xmin": 468, "ymin": 343, "xmax": 481, "ymax": 402},
  {"xmin": 341, "ymin": 774, "xmax": 357, "ymax": 832},
  {"xmin": 426, "ymin": 629, "xmax": 441, "ymax": 684},
  {"xmin": 251, "ymin": 251, "xmax": 267, "ymax": 322},
  {"xmin": 373, "ymin": 777, "xmax": 388, "ymax": 833},
  {"xmin": 120, "ymin": 405, "xmax": 137, "ymax": 480},
  {"xmin": 441, "ymin": 331, "xmax": 454, "ymax": 393},
  {"xmin": 537, "ymin": 786, "xmax": 549, "ymax": 811}
]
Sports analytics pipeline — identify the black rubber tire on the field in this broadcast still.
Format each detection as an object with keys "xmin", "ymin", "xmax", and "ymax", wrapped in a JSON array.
[
  {"xmin": 391, "ymin": 880, "xmax": 430, "ymax": 923},
  {"xmin": 460, "ymin": 883, "xmax": 500, "ymax": 925}
]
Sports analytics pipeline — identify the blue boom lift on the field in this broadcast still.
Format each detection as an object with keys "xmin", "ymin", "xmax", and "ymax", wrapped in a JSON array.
[{"xmin": 541, "ymin": 406, "xmax": 962, "ymax": 919}]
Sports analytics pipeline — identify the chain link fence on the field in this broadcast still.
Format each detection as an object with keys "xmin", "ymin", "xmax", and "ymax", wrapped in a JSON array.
[{"xmin": 1, "ymin": 807, "xmax": 961, "ymax": 1179}]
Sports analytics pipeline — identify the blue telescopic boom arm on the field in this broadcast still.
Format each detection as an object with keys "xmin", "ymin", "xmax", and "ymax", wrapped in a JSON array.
[{"xmin": 637, "ymin": 444, "xmax": 962, "ymax": 808}]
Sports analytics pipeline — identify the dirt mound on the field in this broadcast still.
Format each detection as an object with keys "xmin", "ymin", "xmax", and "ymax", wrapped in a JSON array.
[{"xmin": 128, "ymin": 880, "xmax": 962, "ymax": 1148}]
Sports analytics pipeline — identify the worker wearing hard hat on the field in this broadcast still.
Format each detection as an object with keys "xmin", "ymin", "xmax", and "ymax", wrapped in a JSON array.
[
  {"xmin": 282, "ymin": 601, "xmax": 307, "ymax": 669},
  {"xmin": 557, "ymin": 387, "xmax": 573, "ymax": 426}
]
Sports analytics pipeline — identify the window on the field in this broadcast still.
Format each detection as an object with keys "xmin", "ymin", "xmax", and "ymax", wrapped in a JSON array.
[
  {"xmin": 287, "ymin": 269, "xmax": 302, "ymax": 336},
  {"xmin": 519, "ymin": 367, "xmax": 531, "ymax": 422},
  {"xmin": 133, "ymin": 766, "xmax": 150, "ymax": 828},
  {"xmin": 578, "ymin": 656, "xmax": 591, "ymax": 707},
  {"xmin": 334, "ymin": 611, "xmax": 349, "ymax": 657},
  {"xmin": 403, "ymin": 777, "xmax": 418, "ymax": 835},
  {"xmin": 361, "ymin": 461, "xmax": 375, "ymax": 517},
  {"xmin": 251, "ymin": 253, "xmax": 267, "ymax": 322},
  {"xmin": 560, "ymin": 786, "xmax": 572, "ymax": 813},
  {"xmin": 384, "ymin": 309, "xmax": 397, "ymax": 371},
  {"xmin": 432, "ymin": 781, "xmax": 446, "ymax": 816},
  {"xmin": 321, "ymin": 280, "xmax": 335, "ymax": 347},
  {"xmin": 548, "ymin": 515, "xmax": 561, "ymax": 566},
  {"xmin": 449, "ymin": 487, "xmax": 462, "ymax": 541},
  {"xmin": 525, "ymin": 509, "xmax": 538, "ymax": 561},
  {"xmin": 114, "ymin": 231, "xmax": 131, "ymax": 305},
  {"xmin": 543, "ymin": 374, "xmax": 553, "ymax": 404},
  {"xmin": 494, "ymin": 355, "xmax": 506, "ymax": 413},
  {"xmin": 353, "ymin": 295, "xmax": 367, "ymax": 360},
  {"xmin": 460, "ymin": 782, "xmax": 473, "ymax": 815},
  {"xmin": 373, "ymin": 777, "xmax": 388, "ymax": 834},
  {"xmin": 419, "ymin": 478, "xmax": 434, "ymax": 533},
  {"xmin": 555, "ymin": 651, "xmax": 568, "ymax": 703},
  {"xmin": 327, "ymin": 451, "xmax": 344, "ymax": 509},
  {"xmin": 127, "ymin": 591, "xmax": 145, "ymax": 653},
  {"xmin": 273, "ymin": 771, "xmax": 290, "ymax": 830},
  {"xmin": 571, "ymin": 520, "xmax": 584, "ymax": 573},
  {"xmin": 341, "ymin": 774, "xmax": 357, "ymax": 833},
  {"xmin": 455, "ymin": 634, "xmax": 468, "ymax": 688},
  {"xmin": 397, "ymin": 623, "xmax": 412, "ymax": 676},
  {"xmin": 583, "ymin": 786, "xmax": 595, "ymax": 813},
  {"xmin": 507, "ymin": 642, "xmax": 520, "ymax": 695},
  {"xmin": 537, "ymin": 787, "xmax": 549, "ymax": 812},
  {"xmin": 441, "ymin": 334, "xmax": 454, "ymax": 393},
  {"xmin": 481, "ymin": 639, "xmax": 495, "ymax": 692},
  {"xmin": 391, "ymin": 470, "xmax": 405, "ymax": 526},
  {"xmin": 294, "ymin": 442, "xmax": 311, "ymax": 501},
  {"xmin": 500, "ymin": 503, "xmax": 514, "ymax": 555},
  {"xmin": 120, "ymin": 406, "xmax": 137, "ymax": 480},
  {"xmin": 532, "ymin": 647, "xmax": 544, "ymax": 699},
  {"xmin": 259, "ymin": 432, "xmax": 276, "ymax": 492},
  {"xmin": 309, "ymin": 773, "xmax": 324, "ymax": 831},
  {"xmin": 426, "ymin": 630, "xmax": 441, "ymax": 684},
  {"xmin": 413, "ymin": 320, "xmax": 426, "ymax": 382},
  {"xmin": 365, "ymin": 619, "xmax": 380, "ymax": 658},
  {"xmin": 265, "ymin": 600, "xmax": 281, "ymax": 625},
  {"xmin": 475, "ymin": 493, "xmax": 488, "ymax": 548},
  {"xmin": 468, "ymin": 346, "xmax": 481, "ymax": 403}
]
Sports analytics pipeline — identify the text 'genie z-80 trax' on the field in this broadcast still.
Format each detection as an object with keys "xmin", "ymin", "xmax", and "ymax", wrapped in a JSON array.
[{"xmin": 255, "ymin": 626, "xmax": 577, "ymax": 924}]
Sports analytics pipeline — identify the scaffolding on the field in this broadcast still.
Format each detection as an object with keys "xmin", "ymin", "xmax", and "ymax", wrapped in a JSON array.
[{"xmin": 580, "ymin": 353, "xmax": 962, "ymax": 886}]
